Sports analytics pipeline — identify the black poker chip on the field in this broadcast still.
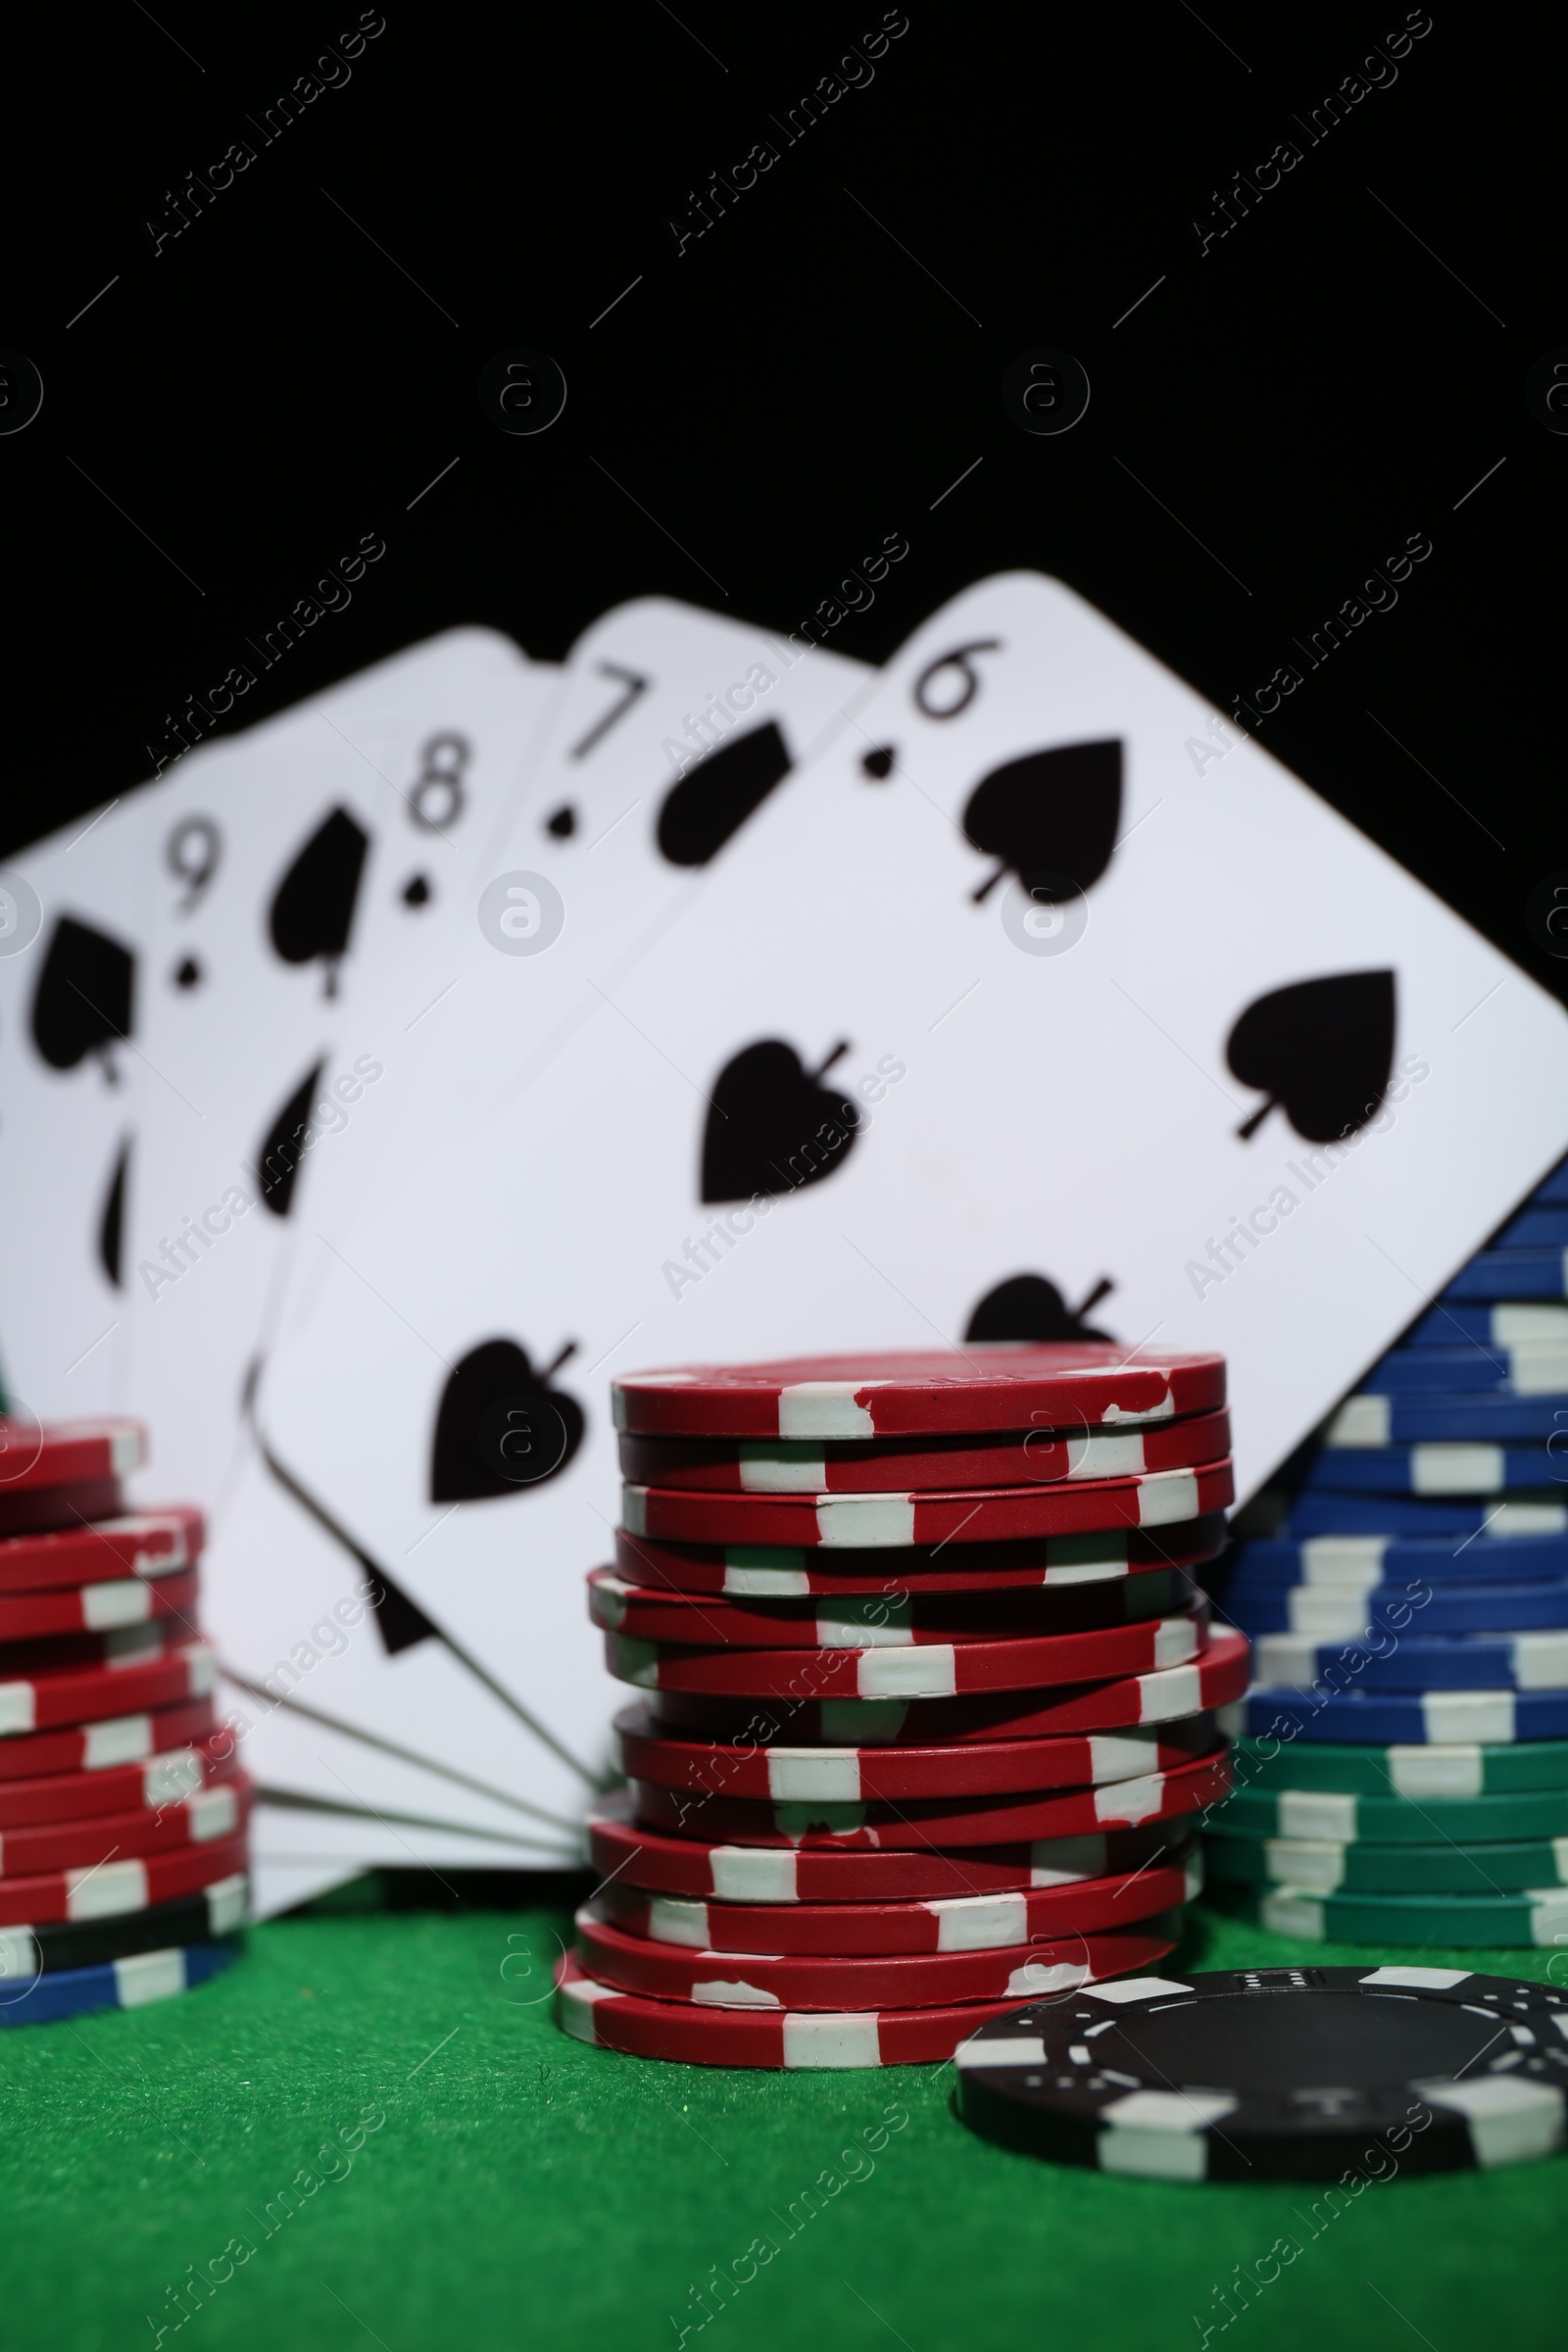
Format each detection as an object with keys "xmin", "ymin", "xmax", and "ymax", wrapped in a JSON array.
[
  {"xmin": 0, "ymin": 1871, "xmax": 247, "ymax": 1983},
  {"xmin": 954, "ymin": 1965, "xmax": 1568, "ymax": 2180}
]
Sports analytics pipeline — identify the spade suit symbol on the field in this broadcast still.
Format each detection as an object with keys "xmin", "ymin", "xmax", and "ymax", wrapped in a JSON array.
[
  {"xmin": 962, "ymin": 739, "xmax": 1123, "ymax": 905},
  {"xmin": 255, "ymin": 1058, "xmax": 325, "ymax": 1218},
  {"xmin": 702, "ymin": 1040, "xmax": 860, "ymax": 1204},
  {"xmin": 1227, "ymin": 971, "xmax": 1396, "ymax": 1144},
  {"xmin": 268, "ymin": 807, "xmax": 369, "ymax": 998},
  {"xmin": 98, "ymin": 1137, "xmax": 129, "ymax": 1289},
  {"xmin": 657, "ymin": 721, "xmax": 792, "ymax": 867},
  {"xmin": 965, "ymin": 1272, "xmax": 1115, "ymax": 1345},
  {"xmin": 430, "ymin": 1339, "xmax": 585, "ymax": 1503},
  {"xmin": 30, "ymin": 915, "xmax": 135, "ymax": 1083}
]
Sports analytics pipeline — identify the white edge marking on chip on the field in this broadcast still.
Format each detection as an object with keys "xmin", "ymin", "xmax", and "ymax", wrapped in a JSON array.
[
  {"xmin": 1410, "ymin": 1443, "xmax": 1504, "ymax": 1495},
  {"xmin": 1263, "ymin": 1838, "xmax": 1345, "ymax": 1892},
  {"xmin": 189, "ymin": 1786, "xmax": 238, "ymax": 1841},
  {"xmin": 1084, "ymin": 1974, "xmax": 1194, "ymax": 2005},
  {"xmin": 648, "ymin": 1896, "xmax": 710, "ymax": 1947},
  {"xmin": 619, "ymin": 1485, "xmax": 649, "ymax": 1538},
  {"xmin": 134, "ymin": 1516, "xmax": 190, "ymax": 1576},
  {"xmin": 1512, "ymin": 1633, "xmax": 1568, "ymax": 1690},
  {"xmin": 1089, "ymin": 1735, "xmax": 1158, "ymax": 1783},
  {"xmin": 1260, "ymin": 1888, "xmax": 1325, "ymax": 1937},
  {"xmin": 589, "ymin": 1582, "xmax": 627, "ymax": 1631},
  {"xmin": 67, "ymin": 1858, "xmax": 149, "ymax": 1920},
  {"xmin": 1278, "ymin": 1789, "xmax": 1358, "ymax": 1841},
  {"xmin": 781, "ymin": 2012, "xmax": 881, "ymax": 2067},
  {"xmin": 0, "ymin": 1682, "xmax": 35, "ymax": 1737},
  {"xmin": 1389, "ymin": 1743, "xmax": 1483, "ymax": 1798},
  {"xmin": 185, "ymin": 1645, "xmax": 217, "ymax": 1697},
  {"xmin": 710, "ymin": 1845, "xmax": 798, "ymax": 1901},
  {"xmin": 955, "ymin": 2033, "xmax": 1046, "ymax": 2068},
  {"xmin": 1094, "ymin": 1773, "xmax": 1165, "ymax": 1825},
  {"xmin": 1101, "ymin": 1388, "xmax": 1174, "ymax": 1425},
  {"xmin": 1138, "ymin": 1469, "xmax": 1199, "ymax": 1528},
  {"xmin": 1326, "ymin": 1395, "xmax": 1392, "ymax": 1448},
  {"xmin": 205, "ymin": 1874, "xmax": 249, "ymax": 1936},
  {"xmin": 931, "ymin": 1891, "xmax": 1028, "ymax": 1950},
  {"xmin": 83, "ymin": 1714, "xmax": 150, "ymax": 1768},
  {"xmin": 1529, "ymin": 1890, "xmax": 1568, "ymax": 1942},
  {"xmin": 114, "ymin": 1948, "xmax": 188, "ymax": 2006},
  {"xmin": 815, "ymin": 1494, "xmax": 916, "ymax": 1548},
  {"xmin": 1138, "ymin": 1663, "xmax": 1201, "ymax": 1723},
  {"xmin": 767, "ymin": 1750, "xmax": 862, "ymax": 1802},
  {"xmin": 0, "ymin": 1929, "xmax": 39, "ymax": 1978},
  {"xmin": 612, "ymin": 1636, "xmax": 660, "ymax": 1690},
  {"xmin": 692, "ymin": 1978, "xmax": 781, "ymax": 2008},
  {"xmin": 740, "ymin": 1451, "xmax": 826, "ymax": 1493},
  {"xmin": 1300, "ymin": 1536, "xmax": 1389, "ymax": 1585},
  {"xmin": 1414, "ymin": 2075, "xmax": 1567, "ymax": 2168},
  {"xmin": 1421, "ymin": 1690, "xmax": 1515, "ymax": 1744},
  {"xmin": 111, "ymin": 1426, "xmax": 144, "ymax": 1474},
  {"xmin": 83, "ymin": 1581, "xmax": 154, "ymax": 1631},
  {"xmin": 1068, "ymin": 1431, "xmax": 1146, "ymax": 1480},
  {"xmin": 1360, "ymin": 1966, "xmax": 1472, "ymax": 1989},
  {"xmin": 1551, "ymin": 1837, "xmax": 1568, "ymax": 1884},
  {"xmin": 1008, "ymin": 1958, "xmax": 1088, "ymax": 1996},
  {"xmin": 1152, "ymin": 1612, "xmax": 1200, "ymax": 1667},
  {"xmin": 778, "ymin": 1384, "xmax": 879, "ymax": 1442},
  {"xmin": 725, "ymin": 1563, "xmax": 811, "ymax": 1595},
  {"xmin": 1256, "ymin": 1636, "xmax": 1317, "ymax": 1688},
  {"xmin": 858, "ymin": 1643, "xmax": 956, "ymax": 1699},
  {"xmin": 142, "ymin": 1750, "xmax": 203, "ymax": 1807},
  {"xmin": 1102, "ymin": 2087, "xmax": 1237, "ymax": 2131},
  {"xmin": 558, "ymin": 1975, "xmax": 624, "ymax": 2042}
]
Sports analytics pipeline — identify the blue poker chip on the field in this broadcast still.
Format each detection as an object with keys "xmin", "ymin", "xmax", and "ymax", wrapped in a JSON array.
[
  {"xmin": 1495, "ymin": 1206, "xmax": 1568, "ymax": 1250},
  {"xmin": 1247, "ymin": 1625, "xmax": 1568, "ymax": 1691},
  {"xmin": 1228, "ymin": 1578, "xmax": 1568, "ymax": 1638},
  {"xmin": 1531, "ymin": 1160, "xmax": 1568, "ymax": 1206},
  {"xmin": 1363, "ymin": 1346, "xmax": 1568, "ymax": 1396},
  {"xmin": 1233, "ymin": 1532, "xmax": 1568, "ymax": 1587},
  {"xmin": 1441, "ymin": 1249, "xmax": 1568, "ymax": 1302},
  {"xmin": 1286, "ymin": 1492, "xmax": 1567, "ymax": 1538},
  {"xmin": 1326, "ymin": 1392, "xmax": 1568, "ymax": 1444},
  {"xmin": 0, "ymin": 1936, "xmax": 240, "ymax": 2027},
  {"xmin": 1222, "ymin": 1686, "xmax": 1568, "ymax": 1743},
  {"xmin": 1303, "ymin": 1444, "xmax": 1568, "ymax": 1495},
  {"xmin": 1403, "ymin": 1302, "xmax": 1568, "ymax": 1350}
]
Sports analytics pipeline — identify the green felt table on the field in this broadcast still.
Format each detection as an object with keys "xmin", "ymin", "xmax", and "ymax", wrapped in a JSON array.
[{"xmin": 2, "ymin": 1883, "xmax": 1563, "ymax": 2352}]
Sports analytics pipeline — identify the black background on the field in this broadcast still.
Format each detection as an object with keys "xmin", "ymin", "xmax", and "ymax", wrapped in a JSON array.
[{"xmin": 4, "ymin": 5, "xmax": 1559, "ymax": 994}]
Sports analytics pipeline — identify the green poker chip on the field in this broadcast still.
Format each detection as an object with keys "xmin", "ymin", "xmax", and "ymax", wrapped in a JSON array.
[
  {"xmin": 1238, "ymin": 1881, "xmax": 1568, "ymax": 1947},
  {"xmin": 1205, "ymin": 1826, "xmax": 1568, "ymax": 1894},
  {"xmin": 1208, "ymin": 1782, "xmax": 1568, "ymax": 1846},
  {"xmin": 1230, "ymin": 1733, "xmax": 1568, "ymax": 1799}
]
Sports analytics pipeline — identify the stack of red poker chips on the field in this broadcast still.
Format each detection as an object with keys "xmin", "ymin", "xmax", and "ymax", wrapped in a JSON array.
[
  {"xmin": 0, "ymin": 1417, "xmax": 249, "ymax": 2026},
  {"xmin": 558, "ymin": 1348, "xmax": 1242, "ymax": 2068}
]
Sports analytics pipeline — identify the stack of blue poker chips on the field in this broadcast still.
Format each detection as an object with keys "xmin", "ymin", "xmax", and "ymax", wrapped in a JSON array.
[{"xmin": 1209, "ymin": 1152, "xmax": 1568, "ymax": 1945}]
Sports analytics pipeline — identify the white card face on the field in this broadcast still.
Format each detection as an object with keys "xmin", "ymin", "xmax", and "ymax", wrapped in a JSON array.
[
  {"xmin": 257, "ymin": 573, "xmax": 1568, "ymax": 1796},
  {"xmin": 0, "ymin": 792, "xmax": 170, "ymax": 1420},
  {"xmin": 123, "ymin": 630, "xmax": 550, "ymax": 1514}
]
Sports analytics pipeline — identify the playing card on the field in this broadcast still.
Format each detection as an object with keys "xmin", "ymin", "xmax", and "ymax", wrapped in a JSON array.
[
  {"xmin": 122, "ymin": 629, "xmax": 551, "ymax": 1519},
  {"xmin": 0, "ymin": 790, "xmax": 170, "ymax": 1422},
  {"xmin": 244, "ymin": 1793, "xmax": 576, "ymax": 1923},
  {"xmin": 256, "ymin": 574, "xmax": 1568, "ymax": 1809}
]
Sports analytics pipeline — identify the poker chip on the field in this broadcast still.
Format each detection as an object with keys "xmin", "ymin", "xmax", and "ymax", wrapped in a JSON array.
[
  {"xmin": 593, "ymin": 1856, "xmax": 1200, "ymax": 1955},
  {"xmin": 0, "ymin": 1510, "xmax": 203, "ymax": 1595},
  {"xmin": 1227, "ymin": 1731, "xmax": 1568, "ymax": 1796},
  {"xmin": 1213, "ymin": 1781, "xmax": 1568, "ymax": 1845},
  {"xmin": 647, "ymin": 1628, "xmax": 1250, "ymax": 1740},
  {"xmin": 0, "ymin": 1694, "xmax": 216, "ymax": 1785},
  {"xmin": 953, "ymin": 1966, "xmax": 1568, "ymax": 2177},
  {"xmin": 0, "ymin": 1480, "xmax": 129, "ymax": 1538},
  {"xmin": 0, "ymin": 1874, "xmax": 248, "ymax": 1980},
  {"xmin": 0, "ymin": 1635, "xmax": 216, "ymax": 1735},
  {"xmin": 1230, "ymin": 1579, "xmax": 1568, "ymax": 1639},
  {"xmin": 557, "ymin": 1949, "xmax": 1072, "ymax": 2068},
  {"xmin": 0, "ymin": 1419, "xmax": 144, "ymax": 1495},
  {"xmin": 0, "ymin": 1936, "xmax": 240, "ymax": 2029},
  {"xmin": 1325, "ymin": 1393, "xmax": 1568, "ymax": 1445},
  {"xmin": 1250, "ymin": 1629, "xmax": 1568, "ymax": 1692},
  {"xmin": 587, "ymin": 1564, "xmax": 1189, "ymax": 1647},
  {"xmin": 1230, "ymin": 1533, "xmax": 1568, "ymax": 1589},
  {"xmin": 574, "ymin": 1899, "xmax": 1183, "ymax": 2010},
  {"xmin": 612, "ymin": 1347, "xmax": 1226, "ymax": 1441},
  {"xmin": 0, "ymin": 1732, "xmax": 239, "ymax": 1831},
  {"xmin": 614, "ymin": 1699, "xmax": 1219, "ymax": 1800},
  {"xmin": 1498, "ymin": 1205, "xmax": 1568, "ymax": 1249},
  {"xmin": 1242, "ymin": 1883, "xmax": 1568, "ymax": 1945},
  {"xmin": 608, "ymin": 1600, "xmax": 1211, "ymax": 1700},
  {"xmin": 0, "ymin": 1566, "xmax": 201, "ymax": 1644},
  {"xmin": 1305, "ymin": 1443, "xmax": 1568, "ymax": 1495},
  {"xmin": 1224, "ymin": 1686, "xmax": 1568, "ymax": 1743},
  {"xmin": 0, "ymin": 1827, "xmax": 250, "ymax": 1926},
  {"xmin": 622, "ymin": 1459, "xmax": 1235, "ymax": 1549},
  {"xmin": 0, "ymin": 1777, "xmax": 250, "ymax": 1877},
  {"xmin": 1204, "ymin": 1827, "xmax": 1568, "ymax": 1893},
  {"xmin": 627, "ymin": 1742, "xmax": 1230, "ymax": 1848},
  {"xmin": 1287, "ymin": 1492, "xmax": 1567, "ymax": 1540},
  {"xmin": 1406, "ymin": 1302, "xmax": 1568, "ymax": 1349},
  {"xmin": 1442, "ymin": 1248, "xmax": 1568, "ymax": 1301},
  {"xmin": 586, "ymin": 1786, "xmax": 1196, "ymax": 1900},
  {"xmin": 615, "ymin": 1408, "xmax": 1232, "ymax": 1495},
  {"xmin": 1365, "ymin": 1347, "xmax": 1568, "ymax": 1397},
  {"xmin": 612, "ymin": 1516, "xmax": 1228, "ymax": 1596}
]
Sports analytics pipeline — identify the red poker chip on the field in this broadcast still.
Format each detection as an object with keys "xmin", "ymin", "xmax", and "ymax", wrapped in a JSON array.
[
  {"xmin": 595, "ymin": 1853, "xmax": 1202, "ymax": 1954},
  {"xmin": 628, "ymin": 1744, "xmax": 1229, "ymax": 1850},
  {"xmin": 588, "ymin": 1564, "xmax": 1191, "ymax": 1648},
  {"xmin": 0, "ymin": 1776, "xmax": 251, "ymax": 1877},
  {"xmin": 612, "ymin": 1348, "xmax": 1225, "ymax": 1442},
  {"xmin": 0, "ymin": 1479, "xmax": 126, "ymax": 1538},
  {"xmin": 606, "ymin": 1601, "xmax": 1211, "ymax": 1699},
  {"xmin": 0, "ymin": 1566, "xmax": 200, "ymax": 1645},
  {"xmin": 0, "ymin": 1694, "xmax": 217, "ymax": 1785},
  {"xmin": 0, "ymin": 1637, "xmax": 217, "ymax": 1736},
  {"xmin": 645, "ymin": 1629, "xmax": 1251, "ymax": 1743},
  {"xmin": 622, "ymin": 1459, "xmax": 1235, "ymax": 1550},
  {"xmin": 587, "ymin": 1786, "xmax": 1195, "ymax": 1900},
  {"xmin": 575, "ymin": 1899, "xmax": 1184, "ymax": 2011},
  {"xmin": 616, "ymin": 1409, "xmax": 1231, "ymax": 1495},
  {"xmin": 612, "ymin": 1515, "xmax": 1228, "ymax": 1596},
  {"xmin": 0, "ymin": 1509, "xmax": 202, "ymax": 1596},
  {"xmin": 614, "ymin": 1700, "xmax": 1218, "ymax": 1801},
  {"xmin": 0, "ymin": 1826, "xmax": 250, "ymax": 1928},
  {"xmin": 556, "ymin": 1946, "xmax": 1177, "ymax": 2066},
  {"xmin": 0, "ymin": 1731, "xmax": 240, "ymax": 1832},
  {"xmin": 0, "ymin": 1419, "xmax": 144, "ymax": 1495}
]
